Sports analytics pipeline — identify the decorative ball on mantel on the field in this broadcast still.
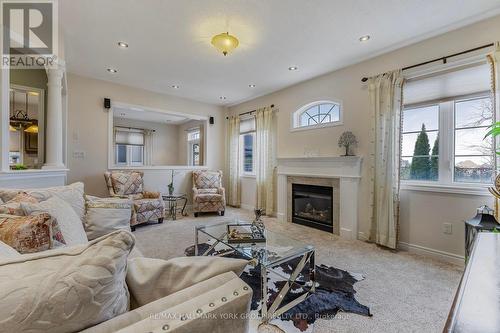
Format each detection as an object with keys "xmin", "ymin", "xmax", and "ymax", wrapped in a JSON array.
[{"xmin": 338, "ymin": 131, "xmax": 358, "ymax": 156}]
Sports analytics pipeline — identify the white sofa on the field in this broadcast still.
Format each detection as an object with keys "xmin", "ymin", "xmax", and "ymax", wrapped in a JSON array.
[{"xmin": 0, "ymin": 183, "xmax": 253, "ymax": 333}]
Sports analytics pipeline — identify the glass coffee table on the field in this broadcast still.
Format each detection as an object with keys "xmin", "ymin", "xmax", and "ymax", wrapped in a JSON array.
[{"xmin": 195, "ymin": 220, "xmax": 316, "ymax": 323}]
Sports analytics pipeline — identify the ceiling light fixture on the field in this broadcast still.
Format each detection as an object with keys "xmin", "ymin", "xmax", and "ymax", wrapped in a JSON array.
[
  {"xmin": 24, "ymin": 124, "xmax": 38, "ymax": 133},
  {"xmin": 359, "ymin": 35, "xmax": 370, "ymax": 42},
  {"xmin": 248, "ymin": 84, "xmax": 256, "ymax": 88},
  {"xmin": 171, "ymin": 85, "xmax": 180, "ymax": 89},
  {"xmin": 9, "ymin": 125, "xmax": 17, "ymax": 132},
  {"xmin": 107, "ymin": 68, "xmax": 118, "ymax": 73},
  {"xmin": 117, "ymin": 41, "xmax": 129, "ymax": 48},
  {"xmin": 219, "ymin": 96, "xmax": 227, "ymax": 100},
  {"xmin": 211, "ymin": 32, "xmax": 239, "ymax": 56},
  {"xmin": 288, "ymin": 66, "xmax": 298, "ymax": 71}
]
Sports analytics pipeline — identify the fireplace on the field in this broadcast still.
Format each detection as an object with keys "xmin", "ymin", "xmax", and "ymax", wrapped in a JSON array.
[{"xmin": 292, "ymin": 183, "xmax": 333, "ymax": 232}]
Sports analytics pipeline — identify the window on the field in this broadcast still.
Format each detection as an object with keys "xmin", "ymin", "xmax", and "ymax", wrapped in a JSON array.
[
  {"xmin": 292, "ymin": 100, "xmax": 341, "ymax": 130},
  {"xmin": 187, "ymin": 128, "xmax": 200, "ymax": 166},
  {"xmin": 114, "ymin": 127, "xmax": 144, "ymax": 166},
  {"xmin": 401, "ymin": 96, "xmax": 493, "ymax": 184},
  {"xmin": 401, "ymin": 61, "xmax": 494, "ymax": 186},
  {"xmin": 239, "ymin": 117, "xmax": 256, "ymax": 175}
]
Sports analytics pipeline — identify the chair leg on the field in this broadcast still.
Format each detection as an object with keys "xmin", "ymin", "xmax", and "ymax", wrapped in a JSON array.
[
  {"xmin": 131, "ymin": 225, "xmax": 136, "ymax": 232},
  {"xmin": 158, "ymin": 218, "xmax": 164, "ymax": 224},
  {"xmin": 194, "ymin": 212, "xmax": 199, "ymax": 217},
  {"xmin": 220, "ymin": 211, "xmax": 225, "ymax": 216}
]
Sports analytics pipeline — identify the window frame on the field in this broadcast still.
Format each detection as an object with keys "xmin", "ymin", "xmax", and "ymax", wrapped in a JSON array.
[
  {"xmin": 291, "ymin": 100, "xmax": 343, "ymax": 132},
  {"xmin": 114, "ymin": 144, "xmax": 144, "ymax": 166},
  {"xmin": 401, "ymin": 92, "xmax": 495, "ymax": 192},
  {"xmin": 239, "ymin": 131, "xmax": 256, "ymax": 177},
  {"xmin": 187, "ymin": 129, "xmax": 201, "ymax": 166}
]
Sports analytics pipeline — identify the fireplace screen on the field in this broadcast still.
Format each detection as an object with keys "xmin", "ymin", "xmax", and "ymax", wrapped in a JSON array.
[{"xmin": 292, "ymin": 183, "xmax": 333, "ymax": 232}]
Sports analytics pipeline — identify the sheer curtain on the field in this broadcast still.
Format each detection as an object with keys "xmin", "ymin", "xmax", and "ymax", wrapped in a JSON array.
[
  {"xmin": 368, "ymin": 70, "xmax": 404, "ymax": 249},
  {"xmin": 255, "ymin": 106, "xmax": 276, "ymax": 216},
  {"xmin": 143, "ymin": 129, "xmax": 155, "ymax": 166},
  {"xmin": 226, "ymin": 116, "xmax": 241, "ymax": 207}
]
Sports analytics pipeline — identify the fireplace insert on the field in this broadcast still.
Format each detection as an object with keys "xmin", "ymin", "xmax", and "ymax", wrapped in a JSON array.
[{"xmin": 292, "ymin": 183, "xmax": 333, "ymax": 232}]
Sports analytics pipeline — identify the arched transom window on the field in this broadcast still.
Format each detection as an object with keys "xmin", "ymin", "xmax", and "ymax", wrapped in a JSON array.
[{"xmin": 292, "ymin": 100, "xmax": 342, "ymax": 130}]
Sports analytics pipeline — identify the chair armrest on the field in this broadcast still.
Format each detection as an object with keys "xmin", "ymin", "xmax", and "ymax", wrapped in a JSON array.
[
  {"xmin": 192, "ymin": 187, "xmax": 199, "ymax": 196},
  {"xmin": 126, "ymin": 256, "xmax": 249, "ymax": 307},
  {"xmin": 218, "ymin": 187, "xmax": 226, "ymax": 205},
  {"xmin": 142, "ymin": 191, "xmax": 160, "ymax": 199}
]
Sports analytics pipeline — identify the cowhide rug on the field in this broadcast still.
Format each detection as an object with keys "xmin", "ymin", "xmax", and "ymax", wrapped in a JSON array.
[{"xmin": 185, "ymin": 244, "xmax": 371, "ymax": 332}]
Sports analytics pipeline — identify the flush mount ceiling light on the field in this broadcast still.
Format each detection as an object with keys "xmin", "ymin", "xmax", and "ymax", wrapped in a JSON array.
[
  {"xmin": 248, "ymin": 84, "xmax": 256, "ymax": 88},
  {"xmin": 117, "ymin": 41, "xmax": 129, "ymax": 48},
  {"xmin": 359, "ymin": 35, "xmax": 370, "ymax": 42},
  {"xmin": 107, "ymin": 68, "xmax": 118, "ymax": 73},
  {"xmin": 288, "ymin": 66, "xmax": 298, "ymax": 71},
  {"xmin": 211, "ymin": 32, "xmax": 239, "ymax": 56}
]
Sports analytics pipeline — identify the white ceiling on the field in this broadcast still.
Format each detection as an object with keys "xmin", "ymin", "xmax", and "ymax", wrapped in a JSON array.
[{"xmin": 60, "ymin": 0, "xmax": 500, "ymax": 106}]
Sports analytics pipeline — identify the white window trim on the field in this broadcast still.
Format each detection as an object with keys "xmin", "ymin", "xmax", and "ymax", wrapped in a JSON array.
[
  {"xmin": 401, "ymin": 94, "xmax": 495, "ymax": 192},
  {"xmin": 291, "ymin": 100, "xmax": 343, "ymax": 132},
  {"xmin": 240, "ymin": 131, "xmax": 256, "ymax": 177},
  {"xmin": 115, "ymin": 144, "xmax": 144, "ymax": 167}
]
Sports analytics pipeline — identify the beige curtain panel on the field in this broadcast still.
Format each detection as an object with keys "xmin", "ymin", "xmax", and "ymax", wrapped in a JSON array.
[
  {"xmin": 255, "ymin": 106, "xmax": 277, "ymax": 216},
  {"xmin": 368, "ymin": 70, "xmax": 404, "ymax": 249},
  {"xmin": 226, "ymin": 116, "xmax": 241, "ymax": 207}
]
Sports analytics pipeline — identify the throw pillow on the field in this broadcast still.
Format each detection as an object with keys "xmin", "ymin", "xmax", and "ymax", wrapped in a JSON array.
[
  {"xmin": 0, "ymin": 240, "xmax": 20, "ymax": 258},
  {"xmin": 126, "ymin": 256, "xmax": 249, "ymax": 307},
  {"xmin": 0, "ymin": 182, "xmax": 86, "ymax": 219},
  {"xmin": 84, "ymin": 196, "xmax": 133, "ymax": 240},
  {"xmin": 21, "ymin": 196, "xmax": 88, "ymax": 246},
  {"xmin": 0, "ymin": 230, "xmax": 134, "ymax": 333},
  {"xmin": 0, "ymin": 213, "xmax": 52, "ymax": 253},
  {"xmin": 0, "ymin": 192, "xmax": 39, "ymax": 216}
]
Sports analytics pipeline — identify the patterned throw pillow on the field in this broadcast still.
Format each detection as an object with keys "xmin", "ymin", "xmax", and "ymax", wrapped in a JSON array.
[
  {"xmin": 0, "ymin": 192, "xmax": 39, "ymax": 216},
  {"xmin": 0, "ymin": 213, "xmax": 52, "ymax": 253}
]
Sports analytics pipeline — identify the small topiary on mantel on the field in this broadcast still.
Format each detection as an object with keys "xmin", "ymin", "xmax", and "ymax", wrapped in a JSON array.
[{"xmin": 338, "ymin": 131, "xmax": 358, "ymax": 156}]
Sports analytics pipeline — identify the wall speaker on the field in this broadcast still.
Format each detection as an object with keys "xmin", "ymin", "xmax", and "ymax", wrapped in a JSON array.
[
  {"xmin": 104, "ymin": 98, "xmax": 111, "ymax": 109},
  {"xmin": 209, "ymin": 116, "xmax": 214, "ymax": 125}
]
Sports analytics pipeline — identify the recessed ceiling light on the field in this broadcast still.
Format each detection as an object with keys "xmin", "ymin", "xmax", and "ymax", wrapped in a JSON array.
[
  {"xmin": 219, "ymin": 96, "xmax": 227, "ymax": 100},
  {"xmin": 107, "ymin": 68, "xmax": 118, "ymax": 73},
  {"xmin": 117, "ymin": 41, "xmax": 129, "ymax": 48},
  {"xmin": 120, "ymin": 113, "xmax": 125, "ymax": 116},
  {"xmin": 288, "ymin": 66, "xmax": 298, "ymax": 71},
  {"xmin": 248, "ymin": 84, "xmax": 256, "ymax": 88},
  {"xmin": 359, "ymin": 35, "xmax": 370, "ymax": 42},
  {"xmin": 171, "ymin": 85, "xmax": 180, "ymax": 89}
]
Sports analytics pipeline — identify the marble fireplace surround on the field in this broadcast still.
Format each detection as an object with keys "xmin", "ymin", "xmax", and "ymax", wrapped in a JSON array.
[{"xmin": 277, "ymin": 156, "xmax": 363, "ymax": 240}]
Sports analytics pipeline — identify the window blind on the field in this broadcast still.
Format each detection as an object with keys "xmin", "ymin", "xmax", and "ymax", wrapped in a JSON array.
[
  {"xmin": 115, "ymin": 127, "xmax": 144, "ymax": 145},
  {"xmin": 240, "ymin": 116, "xmax": 255, "ymax": 134},
  {"xmin": 404, "ymin": 62, "xmax": 491, "ymax": 105}
]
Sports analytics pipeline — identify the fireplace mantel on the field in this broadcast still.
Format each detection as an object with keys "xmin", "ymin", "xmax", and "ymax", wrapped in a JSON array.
[{"xmin": 276, "ymin": 156, "xmax": 363, "ymax": 240}]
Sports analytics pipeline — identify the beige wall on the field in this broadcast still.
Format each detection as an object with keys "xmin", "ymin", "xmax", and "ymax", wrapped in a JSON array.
[
  {"xmin": 113, "ymin": 117, "xmax": 180, "ymax": 165},
  {"xmin": 227, "ymin": 15, "xmax": 500, "ymax": 258},
  {"xmin": 67, "ymin": 74, "xmax": 224, "ymax": 197}
]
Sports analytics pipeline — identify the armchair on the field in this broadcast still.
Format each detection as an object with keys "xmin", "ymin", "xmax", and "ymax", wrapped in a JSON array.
[
  {"xmin": 104, "ymin": 171, "xmax": 164, "ymax": 230},
  {"xmin": 192, "ymin": 170, "xmax": 226, "ymax": 217}
]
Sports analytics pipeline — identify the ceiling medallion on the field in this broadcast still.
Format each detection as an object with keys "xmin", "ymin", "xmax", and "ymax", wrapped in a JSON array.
[{"xmin": 211, "ymin": 32, "xmax": 239, "ymax": 56}]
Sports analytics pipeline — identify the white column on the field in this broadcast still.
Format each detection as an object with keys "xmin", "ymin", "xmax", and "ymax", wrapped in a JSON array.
[{"xmin": 43, "ymin": 64, "xmax": 65, "ymax": 169}]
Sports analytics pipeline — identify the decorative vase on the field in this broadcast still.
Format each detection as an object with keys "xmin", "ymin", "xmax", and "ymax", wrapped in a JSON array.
[{"xmin": 168, "ymin": 184, "xmax": 174, "ymax": 196}]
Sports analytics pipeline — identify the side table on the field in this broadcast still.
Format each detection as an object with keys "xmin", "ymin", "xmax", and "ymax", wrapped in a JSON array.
[{"xmin": 162, "ymin": 194, "xmax": 188, "ymax": 220}]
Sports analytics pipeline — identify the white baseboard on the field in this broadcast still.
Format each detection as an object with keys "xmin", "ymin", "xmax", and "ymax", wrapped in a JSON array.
[
  {"xmin": 398, "ymin": 241, "xmax": 464, "ymax": 266},
  {"xmin": 357, "ymin": 231, "xmax": 368, "ymax": 241}
]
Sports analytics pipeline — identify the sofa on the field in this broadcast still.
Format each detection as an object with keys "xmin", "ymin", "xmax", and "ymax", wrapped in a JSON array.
[
  {"xmin": 0, "ymin": 183, "xmax": 252, "ymax": 333},
  {"xmin": 192, "ymin": 170, "xmax": 226, "ymax": 217},
  {"xmin": 104, "ymin": 170, "xmax": 165, "ymax": 230}
]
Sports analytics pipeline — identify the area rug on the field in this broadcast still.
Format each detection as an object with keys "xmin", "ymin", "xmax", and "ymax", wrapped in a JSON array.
[{"xmin": 185, "ymin": 244, "xmax": 372, "ymax": 332}]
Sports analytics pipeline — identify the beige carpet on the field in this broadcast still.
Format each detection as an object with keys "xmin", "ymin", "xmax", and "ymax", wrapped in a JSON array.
[{"xmin": 133, "ymin": 208, "xmax": 462, "ymax": 333}]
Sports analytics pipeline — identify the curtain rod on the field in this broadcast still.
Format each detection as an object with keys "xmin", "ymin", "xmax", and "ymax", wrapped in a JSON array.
[
  {"xmin": 225, "ymin": 104, "xmax": 275, "ymax": 119},
  {"xmin": 360, "ymin": 43, "xmax": 494, "ymax": 82}
]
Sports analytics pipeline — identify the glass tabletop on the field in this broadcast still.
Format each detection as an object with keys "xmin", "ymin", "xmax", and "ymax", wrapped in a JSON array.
[{"xmin": 195, "ymin": 219, "xmax": 314, "ymax": 267}]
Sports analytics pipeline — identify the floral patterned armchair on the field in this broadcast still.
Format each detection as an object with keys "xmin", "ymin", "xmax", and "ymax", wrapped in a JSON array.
[
  {"xmin": 104, "ymin": 171, "xmax": 164, "ymax": 230},
  {"xmin": 192, "ymin": 170, "xmax": 225, "ymax": 217}
]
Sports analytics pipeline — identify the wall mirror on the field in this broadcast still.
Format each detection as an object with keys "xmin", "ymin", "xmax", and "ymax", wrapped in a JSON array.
[
  {"xmin": 9, "ymin": 85, "xmax": 45, "ymax": 169},
  {"xmin": 109, "ymin": 104, "xmax": 207, "ymax": 168}
]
